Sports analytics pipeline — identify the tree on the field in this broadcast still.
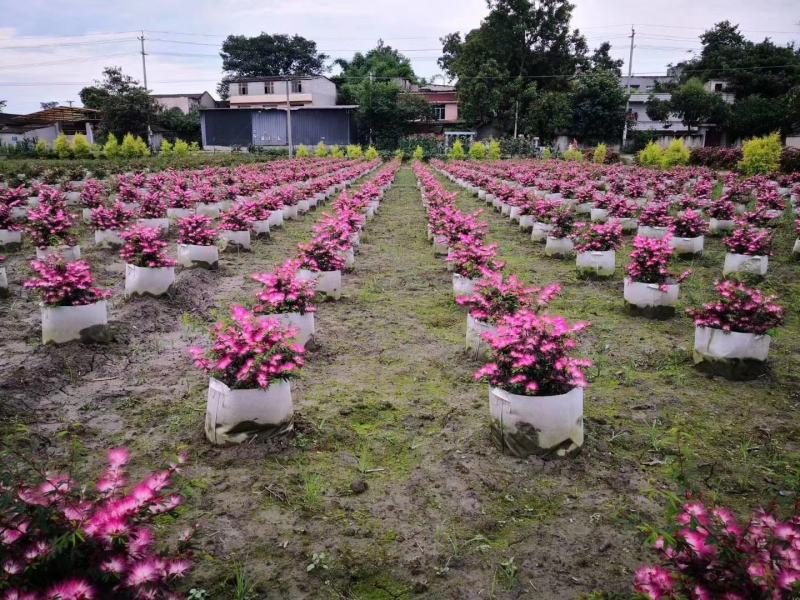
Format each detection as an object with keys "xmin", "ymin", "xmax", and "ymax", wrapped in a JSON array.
[
  {"xmin": 669, "ymin": 78, "xmax": 729, "ymax": 132},
  {"xmin": 438, "ymin": 0, "xmax": 591, "ymax": 132},
  {"xmin": 589, "ymin": 42, "xmax": 623, "ymax": 76},
  {"xmin": 0, "ymin": 99, "xmax": 6, "ymax": 111},
  {"xmin": 79, "ymin": 67, "xmax": 159, "ymax": 140},
  {"xmin": 569, "ymin": 69, "xmax": 627, "ymax": 144},
  {"xmin": 40, "ymin": 101, "xmax": 59, "ymax": 110},
  {"xmin": 645, "ymin": 94, "xmax": 672, "ymax": 123},
  {"xmin": 727, "ymin": 95, "xmax": 787, "ymax": 140},
  {"xmin": 156, "ymin": 108, "xmax": 201, "ymax": 143},
  {"xmin": 217, "ymin": 33, "xmax": 328, "ymax": 98},
  {"xmin": 334, "ymin": 40, "xmax": 416, "ymax": 88},
  {"xmin": 525, "ymin": 87, "xmax": 573, "ymax": 142}
]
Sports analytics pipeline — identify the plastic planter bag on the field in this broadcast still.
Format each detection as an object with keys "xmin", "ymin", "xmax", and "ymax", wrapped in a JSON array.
[
  {"xmin": 544, "ymin": 236, "xmax": 574, "ymax": 258},
  {"xmin": 637, "ymin": 226, "xmax": 669, "ymax": 240},
  {"xmin": 531, "ymin": 221, "xmax": 553, "ymax": 243},
  {"xmin": 267, "ymin": 311, "xmax": 315, "ymax": 347},
  {"xmin": 590, "ymin": 208, "xmax": 609, "ymax": 223},
  {"xmin": 576, "ymin": 250, "xmax": 615, "ymax": 277},
  {"xmin": 298, "ymin": 268, "xmax": 342, "ymax": 300},
  {"xmin": 167, "ymin": 208, "xmax": 194, "ymax": 220},
  {"xmin": 205, "ymin": 378, "xmax": 293, "ymax": 445},
  {"xmin": 452, "ymin": 273, "xmax": 477, "ymax": 298},
  {"xmin": 177, "ymin": 244, "xmax": 219, "ymax": 269},
  {"xmin": 282, "ymin": 204, "xmax": 299, "ymax": 220},
  {"xmin": 125, "ymin": 264, "xmax": 175, "ymax": 297},
  {"xmin": 723, "ymin": 253, "xmax": 768, "ymax": 276},
  {"xmin": 709, "ymin": 218, "xmax": 735, "ymax": 235},
  {"xmin": 670, "ymin": 235, "xmax": 704, "ymax": 256},
  {"xmin": 693, "ymin": 326, "xmax": 771, "ymax": 380},
  {"xmin": 615, "ymin": 217, "xmax": 638, "ymax": 232},
  {"xmin": 94, "ymin": 229, "xmax": 125, "ymax": 248},
  {"xmin": 489, "ymin": 386, "xmax": 584, "ymax": 458},
  {"xmin": 623, "ymin": 278, "xmax": 679, "ymax": 319},
  {"xmin": 0, "ymin": 266, "xmax": 8, "ymax": 298},
  {"xmin": 251, "ymin": 220, "xmax": 270, "ymax": 237},
  {"xmin": 519, "ymin": 215, "xmax": 534, "ymax": 231},
  {"xmin": 41, "ymin": 300, "xmax": 110, "ymax": 344},
  {"xmin": 137, "ymin": 218, "xmax": 170, "ymax": 233},
  {"xmin": 432, "ymin": 234, "xmax": 449, "ymax": 256},
  {"xmin": 36, "ymin": 245, "xmax": 81, "ymax": 262},
  {"xmin": 268, "ymin": 209, "xmax": 284, "ymax": 228},
  {"xmin": 220, "ymin": 230, "xmax": 251, "ymax": 251},
  {"xmin": 0, "ymin": 229, "xmax": 22, "ymax": 250},
  {"xmin": 465, "ymin": 314, "xmax": 496, "ymax": 357},
  {"xmin": 196, "ymin": 202, "xmax": 222, "ymax": 218}
]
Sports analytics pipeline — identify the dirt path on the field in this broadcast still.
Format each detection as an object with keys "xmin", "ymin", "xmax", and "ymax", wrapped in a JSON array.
[{"xmin": 1, "ymin": 164, "xmax": 798, "ymax": 599}]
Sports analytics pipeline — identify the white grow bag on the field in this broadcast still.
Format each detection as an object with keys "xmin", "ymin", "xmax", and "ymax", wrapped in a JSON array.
[
  {"xmin": 452, "ymin": 273, "xmax": 477, "ymax": 298},
  {"xmin": 195, "ymin": 202, "xmax": 223, "ymax": 218},
  {"xmin": 509, "ymin": 206, "xmax": 522, "ymax": 222},
  {"xmin": 576, "ymin": 250, "xmax": 615, "ymax": 277},
  {"xmin": 94, "ymin": 229, "xmax": 125, "ymax": 247},
  {"xmin": 297, "ymin": 199, "xmax": 310, "ymax": 213},
  {"xmin": 544, "ymin": 236, "xmax": 574, "ymax": 257},
  {"xmin": 177, "ymin": 244, "xmax": 219, "ymax": 269},
  {"xmin": 265, "ymin": 311, "xmax": 315, "ymax": 347},
  {"xmin": 341, "ymin": 248, "xmax": 355, "ymax": 269},
  {"xmin": 575, "ymin": 202, "xmax": 593, "ymax": 214},
  {"xmin": 298, "ymin": 268, "xmax": 342, "ymax": 299},
  {"xmin": 137, "ymin": 218, "xmax": 170, "ymax": 233},
  {"xmin": 282, "ymin": 204, "xmax": 299, "ymax": 220},
  {"xmin": 489, "ymin": 386, "xmax": 584, "ymax": 458},
  {"xmin": 723, "ymin": 253, "xmax": 768, "ymax": 276},
  {"xmin": 531, "ymin": 221, "xmax": 553, "ymax": 242},
  {"xmin": 637, "ymin": 226, "xmax": 669, "ymax": 240},
  {"xmin": 465, "ymin": 314, "xmax": 496, "ymax": 357},
  {"xmin": 41, "ymin": 300, "xmax": 109, "ymax": 344},
  {"xmin": 615, "ymin": 217, "xmax": 638, "ymax": 232},
  {"xmin": 251, "ymin": 220, "xmax": 270, "ymax": 236},
  {"xmin": 220, "ymin": 230, "xmax": 251, "ymax": 251},
  {"xmin": 432, "ymin": 234, "xmax": 449, "ymax": 255},
  {"xmin": 590, "ymin": 208, "xmax": 609, "ymax": 223},
  {"xmin": 793, "ymin": 239, "xmax": 800, "ymax": 255},
  {"xmin": 670, "ymin": 235, "xmax": 704, "ymax": 255},
  {"xmin": 519, "ymin": 215, "xmax": 534, "ymax": 230},
  {"xmin": 0, "ymin": 229, "xmax": 22, "ymax": 248},
  {"xmin": 268, "ymin": 210, "xmax": 284, "ymax": 228},
  {"xmin": 205, "ymin": 377, "xmax": 293, "ymax": 445},
  {"xmin": 167, "ymin": 208, "xmax": 194, "ymax": 220},
  {"xmin": 624, "ymin": 278, "xmax": 679, "ymax": 307},
  {"xmin": 125, "ymin": 264, "xmax": 175, "ymax": 297},
  {"xmin": 36, "ymin": 245, "xmax": 81, "ymax": 262},
  {"xmin": 0, "ymin": 266, "xmax": 7, "ymax": 297},
  {"xmin": 709, "ymin": 218, "xmax": 735, "ymax": 234},
  {"xmin": 694, "ymin": 327, "xmax": 770, "ymax": 362}
]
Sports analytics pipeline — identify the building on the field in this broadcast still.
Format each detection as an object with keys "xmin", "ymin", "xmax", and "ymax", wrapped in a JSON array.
[
  {"xmin": 392, "ymin": 80, "xmax": 462, "ymax": 134},
  {"xmin": 228, "ymin": 76, "xmax": 337, "ymax": 109},
  {"xmin": 0, "ymin": 106, "xmax": 99, "ymax": 147},
  {"xmin": 152, "ymin": 92, "xmax": 217, "ymax": 114}
]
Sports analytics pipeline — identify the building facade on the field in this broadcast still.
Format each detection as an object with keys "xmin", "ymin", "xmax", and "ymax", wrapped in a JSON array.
[
  {"xmin": 152, "ymin": 92, "xmax": 217, "ymax": 114},
  {"xmin": 228, "ymin": 76, "xmax": 337, "ymax": 109}
]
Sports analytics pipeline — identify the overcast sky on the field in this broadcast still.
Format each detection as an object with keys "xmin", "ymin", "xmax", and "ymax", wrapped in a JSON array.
[{"xmin": 1, "ymin": 0, "xmax": 798, "ymax": 113}]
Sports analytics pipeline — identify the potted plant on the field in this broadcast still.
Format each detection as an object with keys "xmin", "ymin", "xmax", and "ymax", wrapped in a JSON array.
[
  {"xmin": 218, "ymin": 206, "xmax": 253, "ymax": 251},
  {"xmin": 607, "ymin": 197, "xmax": 639, "ymax": 232},
  {"xmin": 545, "ymin": 208, "xmax": 577, "ymax": 257},
  {"xmin": 589, "ymin": 191, "xmax": 613, "ymax": 223},
  {"xmin": 239, "ymin": 199, "xmax": 271, "ymax": 236},
  {"xmin": 79, "ymin": 179, "xmax": 107, "ymax": 223},
  {"xmin": 687, "ymin": 280, "xmax": 784, "ymax": 379},
  {"xmin": 0, "ymin": 202, "xmax": 23, "ymax": 250},
  {"xmin": 476, "ymin": 309, "xmax": 591, "ymax": 458},
  {"xmin": 530, "ymin": 199, "xmax": 560, "ymax": 242},
  {"xmin": 707, "ymin": 198, "xmax": 736, "ymax": 234},
  {"xmin": 571, "ymin": 221, "xmax": 623, "ymax": 277},
  {"xmin": 446, "ymin": 235, "xmax": 502, "ymax": 298},
  {"xmin": 24, "ymin": 256, "xmax": 112, "ymax": 344},
  {"xmin": 167, "ymin": 187, "xmax": 195, "ymax": 219},
  {"xmin": 280, "ymin": 187, "xmax": 300, "ymax": 220},
  {"xmin": 252, "ymin": 259, "xmax": 317, "ymax": 346},
  {"xmin": 120, "ymin": 226, "xmax": 177, "ymax": 297},
  {"xmin": 637, "ymin": 202, "xmax": 673, "ymax": 239},
  {"xmin": 177, "ymin": 214, "xmax": 219, "ymax": 269},
  {"xmin": 297, "ymin": 235, "xmax": 347, "ymax": 299},
  {"xmin": 624, "ymin": 236, "xmax": 691, "ymax": 319},
  {"xmin": 26, "ymin": 194, "xmax": 80, "ymax": 262},
  {"xmin": 191, "ymin": 305, "xmax": 305, "ymax": 445},
  {"xmin": 722, "ymin": 226, "xmax": 773, "ymax": 276},
  {"xmin": 669, "ymin": 209, "xmax": 708, "ymax": 255},
  {"xmin": 91, "ymin": 201, "xmax": 135, "ymax": 247},
  {"xmin": 258, "ymin": 192, "xmax": 285, "ymax": 228},
  {"xmin": 137, "ymin": 192, "xmax": 170, "ymax": 233}
]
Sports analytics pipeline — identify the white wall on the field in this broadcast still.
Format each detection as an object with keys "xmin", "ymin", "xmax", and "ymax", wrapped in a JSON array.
[{"xmin": 307, "ymin": 78, "xmax": 337, "ymax": 106}]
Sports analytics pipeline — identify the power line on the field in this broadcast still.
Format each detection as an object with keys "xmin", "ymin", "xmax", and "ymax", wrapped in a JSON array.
[{"xmin": 0, "ymin": 37, "xmax": 139, "ymax": 50}]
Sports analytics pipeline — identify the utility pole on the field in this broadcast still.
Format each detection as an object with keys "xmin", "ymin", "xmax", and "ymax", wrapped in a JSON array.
[
  {"xmin": 621, "ymin": 26, "xmax": 635, "ymax": 150},
  {"xmin": 285, "ymin": 79, "xmax": 293, "ymax": 157},
  {"xmin": 139, "ymin": 31, "xmax": 152, "ymax": 147},
  {"xmin": 368, "ymin": 71, "xmax": 374, "ymax": 146},
  {"xmin": 64, "ymin": 100, "xmax": 74, "ymax": 107},
  {"xmin": 513, "ymin": 99, "xmax": 519, "ymax": 138}
]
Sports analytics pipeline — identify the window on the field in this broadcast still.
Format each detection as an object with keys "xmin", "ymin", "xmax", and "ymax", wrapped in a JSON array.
[
  {"xmin": 237, "ymin": 83, "xmax": 248, "ymax": 96},
  {"xmin": 432, "ymin": 104, "xmax": 446, "ymax": 121},
  {"xmin": 714, "ymin": 82, "xmax": 723, "ymax": 92},
  {"xmin": 291, "ymin": 80, "xmax": 303, "ymax": 93},
  {"xmin": 264, "ymin": 81, "xmax": 275, "ymax": 94}
]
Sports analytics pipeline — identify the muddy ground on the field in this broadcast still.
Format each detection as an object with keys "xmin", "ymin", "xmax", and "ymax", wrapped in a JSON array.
[{"xmin": 1, "ymin": 165, "xmax": 799, "ymax": 599}]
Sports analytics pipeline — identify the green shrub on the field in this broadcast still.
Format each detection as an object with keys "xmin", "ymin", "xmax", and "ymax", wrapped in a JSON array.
[
  {"xmin": 413, "ymin": 145, "xmax": 425, "ymax": 161},
  {"xmin": 542, "ymin": 148, "xmax": 552, "ymax": 160},
  {"xmin": 120, "ymin": 133, "xmax": 138, "ymax": 158},
  {"xmin": 173, "ymin": 138, "xmax": 189, "ymax": 156},
  {"xmin": 365, "ymin": 145, "xmax": 379, "ymax": 160},
  {"xmin": 738, "ymin": 132, "xmax": 782, "ymax": 175},
  {"xmin": 54, "ymin": 133, "xmax": 72, "ymax": 159},
  {"xmin": 72, "ymin": 134, "xmax": 91, "ymax": 159},
  {"xmin": 295, "ymin": 144, "xmax": 310, "ymax": 158},
  {"xmin": 160, "ymin": 139, "xmax": 173, "ymax": 156},
  {"xmin": 563, "ymin": 147, "xmax": 584, "ymax": 161},
  {"xmin": 660, "ymin": 139, "xmax": 690, "ymax": 168},
  {"xmin": 449, "ymin": 139, "xmax": 465, "ymax": 160},
  {"xmin": 488, "ymin": 139, "xmax": 501, "ymax": 160},
  {"xmin": 103, "ymin": 133, "xmax": 120, "ymax": 159},
  {"xmin": 314, "ymin": 142, "xmax": 328, "ymax": 158},
  {"xmin": 638, "ymin": 141, "xmax": 664, "ymax": 167},
  {"xmin": 331, "ymin": 145, "xmax": 345, "ymax": 159},
  {"xmin": 134, "ymin": 136, "xmax": 150, "ymax": 157},
  {"xmin": 188, "ymin": 141, "xmax": 200, "ymax": 153},
  {"xmin": 592, "ymin": 143, "xmax": 607, "ymax": 164},
  {"xmin": 469, "ymin": 141, "xmax": 487, "ymax": 160},
  {"xmin": 35, "ymin": 140, "xmax": 49, "ymax": 157},
  {"xmin": 394, "ymin": 149, "xmax": 405, "ymax": 161},
  {"xmin": 346, "ymin": 145, "xmax": 363, "ymax": 159}
]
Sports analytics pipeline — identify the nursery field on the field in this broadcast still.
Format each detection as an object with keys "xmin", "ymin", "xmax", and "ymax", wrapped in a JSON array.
[{"xmin": 1, "ymin": 161, "xmax": 799, "ymax": 598}]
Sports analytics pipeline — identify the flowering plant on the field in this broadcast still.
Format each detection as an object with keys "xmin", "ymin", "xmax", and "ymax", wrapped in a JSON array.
[
  {"xmin": 706, "ymin": 199, "xmax": 736, "ymax": 220},
  {"xmin": 626, "ymin": 236, "xmax": 691, "ymax": 287},
  {"xmin": 177, "ymin": 215, "xmax": 218, "ymax": 246},
  {"xmin": 739, "ymin": 207, "xmax": 774, "ymax": 228},
  {"xmin": 91, "ymin": 201, "xmax": 135, "ymax": 231},
  {"xmin": 120, "ymin": 226, "xmax": 177, "ymax": 268},
  {"xmin": 670, "ymin": 209, "xmax": 708, "ymax": 238},
  {"xmin": 219, "ymin": 206, "xmax": 253, "ymax": 231},
  {"xmin": 167, "ymin": 188, "xmax": 194, "ymax": 209},
  {"xmin": 456, "ymin": 268, "xmax": 558, "ymax": 324},
  {"xmin": 639, "ymin": 203, "xmax": 673, "ymax": 228},
  {"xmin": 26, "ymin": 199, "xmax": 76, "ymax": 249},
  {"xmin": 724, "ymin": 226, "xmax": 773, "ymax": 256},
  {"xmin": 190, "ymin": 305, "xmax": 304, "ymax": 389},
  {"xmin": 297, "ymin": 235, "xmax": 347, "ymax": 272},
  {"xmin": 533, "ymin": 199, "xmax": 561, "ymax": 223},
  {"xmin": 138, "ymin": 193, "xmax": 168, "ymax": 219},
  {"xmin": 687, "ymin": 280, "xmax": 784, "ymax": 335},
  {"xmin": 79, "ymin": 180, "xmax": 106, "ymax": 208},
  {"xmin": 475, "ymin": 309, "xmax": 591, "ymax": 395},
  {"xmin": 256, "ymin": 193, "xmax": 284, "ymax": 211},
  {"xmin": 252, "ymin": 259, "xmax": 317, "ymax": 315},
  {"xmin": 634, "ymin": 498, "xmax": 800, "ymax": 600},
  {"xmin": 570, "ymin": 221, "xmax": 623, "ymax": 252},
  {"xmin": 549, "ymin": 208, "xmax": 576, "ymax": 239},
  {"xmin": 23, "ymin": 256, "xmax": 112, "ymax": 306},
  {"xmin": 446, "ymin": 235, "xmax": 503, "ymax": 279},
  {"xmin": 608, "ymin": 197, "xmax": 639, "ymax": 218},
  {"xmin": 674, "ymin": 194, "xmax": 706, "ymax": 212},
  {"xmin": 0, "ymin": 203, "xmax": 20, "ymax": 231},
  {"xmin": 0, "ymin": 448, "xmax": 194, "ymax": 599}
]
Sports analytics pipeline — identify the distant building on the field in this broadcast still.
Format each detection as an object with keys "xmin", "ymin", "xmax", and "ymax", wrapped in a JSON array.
[
  {"xmin": 228, "ymin": 76, "xmax": 337, "ymax": 109},
  {"xmin": 152, "ymin": 92, "xmax": 217, "ymax": 114},
  {"xmin": 0, "ymin": 106, "xmax": 99, "ymax": 147}
]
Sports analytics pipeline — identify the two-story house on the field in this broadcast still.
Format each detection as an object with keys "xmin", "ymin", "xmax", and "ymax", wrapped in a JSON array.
[
  {"xmin": 228, "ymin": 76, "xmax": 337, "ymax": 109},
  {"xmin": 152, "ymin": 92, "xmax": 217, "ymax": 114}
]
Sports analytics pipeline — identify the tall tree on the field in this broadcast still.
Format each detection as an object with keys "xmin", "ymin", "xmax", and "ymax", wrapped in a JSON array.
[
  {"xmin": 0, "ymin": 100, "xmax": 6, "ymax": 112},
  {"xmin": 589, "ymin": 42, "xmax": 623, "ymax": 76},
  {"xmin": 217, "ymin": 33, "xmax": 328, "ymax": 98},
  {"xmin": 40, "ymin": 101, "xmax": 59, "ymax": 110},
  {"xmin": 79, "ymin": 67, "xmax": 159, "ymax": 140},
  {"xmin": 570, "ymin": 69, "xmax": 628, "ymax": 143},
  {"xmin": 524, "ymin": 86, "xmax": 573, "ymax": 142},
  {"xmin": 668, "ymin": 78, "xmax": 729, "ymax": 133}
]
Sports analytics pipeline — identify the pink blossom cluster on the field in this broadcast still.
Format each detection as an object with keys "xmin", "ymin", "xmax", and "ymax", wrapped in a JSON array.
[
  {"xmin": 0, "ymin": 203, "xmax": 20, "ymax": 231},
  {"xmin": 634, "ymin": 499, "xmax": 800, "ymax": 599},
  {"xmin": 475, "ymin": 309, "xmax": 591, "ymax": 396},
  {"xmin": 570, "ymin": 221, "xmax": 623, "ymax": 252},
  {"xmin": 724, "ymin": 226, "xmax": 774, "ymax": 256},
  {"xmin": 190, "ymin": 304, "xmax": 305, "ymax": 389},
  {"xmin": 687, "ymin": 280, "xmax": 784, "ymax": 335},
  {"xmin": 626, "ymin": 236, "xmax": 691, "ymax": 287},
  {"xmin": 639, "ymin": 203, "xmax": 673, "ymax": 228},
  {"xmin": 218, "ymin": 205, "xmax": 254, "ymax": 231},
  {"xmin": 26, "ymin": 193, "xmax": 76, "ymax": 249},
  {"xmin": 23, "ymin": 256, "xmax": 112, "ymax": 306},
  {"xmin": 0, "ymin": 448, "xmax": 194, "ymax": 599},
  {"xmin": 91, "ymin": 201, "xmax": 136, "ymax": 231},
  {"xmin": 607, "ymin": 197, "xmax": 639, "ymax": 218},
  {"xmin": 446, "ymin": 234, "xmax": 503, "ymax": 279},
  {"xmin": 670, "ymin": 209, "xmax": 708, "ymax": 238},
  {"xmin": 138, "ymin": 192, "xmax": 168, "ymax": 219},
  {"xmin": 79, "ymin": 180, "xmax": 107, "ymax": 209},
  {"xmin": 456, "ymin": 268, "xmax": 558, "ymax": 324},
  {"xmin": 706, "ymin": 199, "xmax": 736, "ymax": 220},
  {"xmin": 120, "ymin": 226, "xmax": 177, "ymax": 268},
  {"xmin": 548, "ymin": 208, "xmax": 576, "ymax": 239},
  {"xmin": 297, "ymin": 233, "xmax": 348, "ymax": 272},
  {"xmin": 252, "ymin": 259, "xmax": 317, "ymax": 315},
  {"xmin": 177, "ymin": 215, "xmax": 218, "ymax": 246}
]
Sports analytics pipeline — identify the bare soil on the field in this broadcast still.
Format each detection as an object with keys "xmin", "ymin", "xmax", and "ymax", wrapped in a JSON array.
[{"xmin": 1, "ymin": 166, "xmax": 798, "ymax": 599}]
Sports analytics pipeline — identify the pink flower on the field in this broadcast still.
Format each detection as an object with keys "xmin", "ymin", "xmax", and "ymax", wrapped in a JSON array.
[{"xmin": 23, "ymin": 257, "xmax": 112, "ymax": 307}]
